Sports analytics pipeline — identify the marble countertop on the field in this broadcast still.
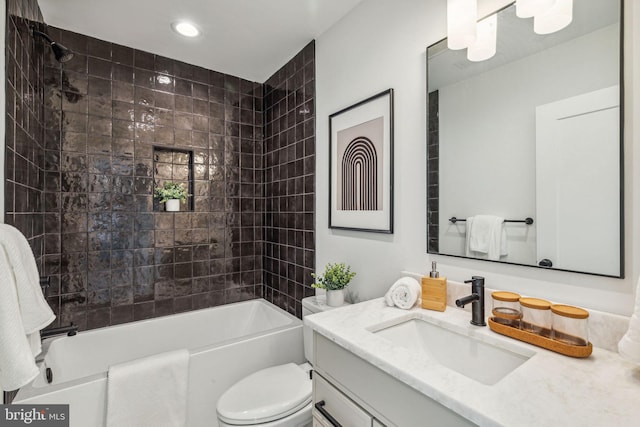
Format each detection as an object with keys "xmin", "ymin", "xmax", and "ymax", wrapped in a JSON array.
[{"xmin": 305, "ymin": 297, "xmax": 640, "ymax": 427}]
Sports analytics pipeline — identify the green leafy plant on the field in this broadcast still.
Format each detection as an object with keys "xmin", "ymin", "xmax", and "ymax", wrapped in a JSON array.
[
  {"xmin": 311, "ymin": 263, "xmax": 356, "ymax": 291},
  {"xmin": 153, "ymin": 181, "xmax": 189, "ymax": 203}
]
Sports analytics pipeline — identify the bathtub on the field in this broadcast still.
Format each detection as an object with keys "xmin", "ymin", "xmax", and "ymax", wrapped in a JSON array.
[{"xmin": 14, "ymin": 299, "xmax": 304, "ymax": 427}]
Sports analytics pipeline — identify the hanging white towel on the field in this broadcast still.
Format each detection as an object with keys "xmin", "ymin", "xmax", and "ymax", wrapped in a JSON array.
[
  {"xmin": 618, "ymin": 276, "xmax": 640, "ymax": 364},
  {"xmin": 384, "ymin": 277, "xmax": 422, "ymax": 310},
  {"xmin": 0, "ymin": 225, "xmax": 55, "ymax": 337},
  {"xmin": 0, "ymin": 247, "xmax": 40, "ymax": 391},
  {"xmin": 0, "ymin": 225, "xmax": 55, "ymax": 391},
  {"xmin": 107, "ymin": 349, "xmax": 190, "ymax": 427},
  {"xmin": 465, "ymin": 215, "xmax": 507, "ymax": 261}
]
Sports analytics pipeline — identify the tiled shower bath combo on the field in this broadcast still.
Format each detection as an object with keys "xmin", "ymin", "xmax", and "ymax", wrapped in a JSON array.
[{"xmin": 4, "ymin": 0, "xmax": 316, "ymax": 330}]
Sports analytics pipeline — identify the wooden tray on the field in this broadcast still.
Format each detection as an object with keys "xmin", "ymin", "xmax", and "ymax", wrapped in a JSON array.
[{"xmin": 488, "ymin": 317, "xmax": 593, "ymax": 358}]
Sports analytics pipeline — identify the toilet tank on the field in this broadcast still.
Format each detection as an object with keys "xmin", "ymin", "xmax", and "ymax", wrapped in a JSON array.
[{"xmin": 302, "ymin": 296, "xmax": 350, "ymax": 365}]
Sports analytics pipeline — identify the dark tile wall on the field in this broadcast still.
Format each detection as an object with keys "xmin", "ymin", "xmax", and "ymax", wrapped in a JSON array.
[
  {"xmin": 263, "ymin": 41, "xmax": 316, "ymax": 317},
  {"xmin": 4, "ymin": 0, "xmax": 46, "ymax": 269},
  {"xmin": 427, "ymin": 90, "xmax": 439, "ymax": 252},
  {"xmin": 5, "ymin": 8, "xmax": 317, "ymax": 328},
  {"xmin": 40, "ymin": 28, "xmax": 264, "ymax": 330}
]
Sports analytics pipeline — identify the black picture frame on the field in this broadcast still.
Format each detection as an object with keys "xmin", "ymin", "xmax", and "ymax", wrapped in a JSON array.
[{"xmin": 329, "ymin": 89, "xmax": 394, "ymax": 233}]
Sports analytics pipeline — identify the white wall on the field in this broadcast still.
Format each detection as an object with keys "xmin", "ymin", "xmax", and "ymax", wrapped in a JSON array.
[{"xmin": 316, "ymin": 0, "xmax": 639, "ymax": 316}]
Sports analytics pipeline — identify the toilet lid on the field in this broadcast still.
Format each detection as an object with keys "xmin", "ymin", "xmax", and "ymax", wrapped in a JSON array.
[{"xmin": 217, "ymin": 363, "xmax": 312, "ymax": 425}]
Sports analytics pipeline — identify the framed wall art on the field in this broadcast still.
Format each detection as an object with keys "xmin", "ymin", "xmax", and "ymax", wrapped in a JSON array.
[{"xmin": 329, "ymin": 89, "xmax": 394, "ymax": 233}]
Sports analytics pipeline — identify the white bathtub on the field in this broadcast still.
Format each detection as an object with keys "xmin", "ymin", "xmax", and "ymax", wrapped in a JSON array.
[{"xmin": 14, "ymin": 299, "xmax": 304, "ymax": 427}]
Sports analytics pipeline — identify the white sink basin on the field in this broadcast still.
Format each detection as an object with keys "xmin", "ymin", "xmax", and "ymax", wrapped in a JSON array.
[{"xmin": 373, "ymin": 318, "xmax": 533, "ymax": 385}]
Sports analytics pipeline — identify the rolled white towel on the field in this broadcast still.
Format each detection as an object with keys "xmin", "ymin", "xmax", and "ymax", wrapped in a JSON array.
[
  {"xmin": 618, "ymin": 276, "xmax": 640, "ymax": 363},
  {"xmin": 385, "ymin": 277, "xmax": 421, "ymax": 310}
]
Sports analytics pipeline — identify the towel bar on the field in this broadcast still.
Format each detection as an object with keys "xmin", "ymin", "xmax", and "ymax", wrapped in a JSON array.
[{"xmin": 449, "ymin": 217, "xmax": 534, "ymax": 225}]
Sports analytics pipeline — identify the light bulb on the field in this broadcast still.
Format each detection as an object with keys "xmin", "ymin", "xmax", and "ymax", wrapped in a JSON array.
[
  {"xmin": 516, "ymin": 0, "xmax": 556, "ymax": 18},
  {"xmin": 447, "ymin": 0, "xmax": 477, "ymax": 50},
  {"xmin": 172, "ymin": 21, "xmax": 200, "ymax": 38},
  {"xmin": 467, "ymin": 14, "xmax": 497, "ymax": 62},
  {"xmin": 534, "ymin": 0, "xmax": 573, "ymax": 34}
]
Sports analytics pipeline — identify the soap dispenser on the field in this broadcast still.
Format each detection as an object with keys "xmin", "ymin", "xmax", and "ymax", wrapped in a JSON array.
[{"xmin": 421, "ymin": 261, "xmax": 447, "ymax": 312}]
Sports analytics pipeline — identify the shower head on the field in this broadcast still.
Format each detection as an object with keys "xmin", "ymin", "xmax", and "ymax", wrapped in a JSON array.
[
  {"xmin": 50, "ymin": 42, "xmax": 75, "ymax": 63},
  {"xmin": 32, "ymin": 29, "xmax": 75, "ymax": 63}
]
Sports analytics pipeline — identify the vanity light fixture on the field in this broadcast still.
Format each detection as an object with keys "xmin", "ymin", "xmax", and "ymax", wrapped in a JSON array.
[
  {"xmin": 450, "ymin": 0, "xmax": 572, "ymax": 62},
  {"xmin": 467, "ymin": 13, "xmax": 497, "ymax": 62},
  {"xmin": 515, "ymin": 0, "xmax": 556, "ymax": 19},
  {"xmin": 171, "ymin": 21, "xmax": 200, "ymax": 38},
  {"xmin": 534, "ymin": 0, "xmax": 573, "ymax": 35},
  {"xmin": 447, "ymin": 0, "xmax": 477, "ymax": 50}
]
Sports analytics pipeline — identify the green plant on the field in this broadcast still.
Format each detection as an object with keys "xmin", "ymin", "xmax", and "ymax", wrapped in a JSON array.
[
  {"xmin": 154, "ymin": 181, "xmax": 189, "ymax": 203},
  {"xmin": 311, "ymin": 262, "xmax": 356, "ymax": 291}
]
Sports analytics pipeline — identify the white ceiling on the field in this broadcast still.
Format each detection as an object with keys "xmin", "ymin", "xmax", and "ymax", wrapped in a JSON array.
[{"xmin": 37, "ymin": 0, "xmax": 365, "ymax": 82}]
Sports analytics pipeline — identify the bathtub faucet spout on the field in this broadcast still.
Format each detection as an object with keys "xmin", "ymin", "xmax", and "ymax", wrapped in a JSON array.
[{"xmin": 41, "ymin": 323, "xmax": 78, "ymax": 339}]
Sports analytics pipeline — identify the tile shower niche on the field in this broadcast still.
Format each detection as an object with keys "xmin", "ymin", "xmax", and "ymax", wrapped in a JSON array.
[{"xmin": 153, "ymin": 146, "xmax": 194, "ymax": 212}]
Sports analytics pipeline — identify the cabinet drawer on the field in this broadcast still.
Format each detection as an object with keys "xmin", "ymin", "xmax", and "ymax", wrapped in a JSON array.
[
  {"xmin": 315, "ymin": 333, "xmax": 476, "ymax": 426},
  {"xmin": 313, "ymin": 372, "xmax": 373, "ymax": 427}
]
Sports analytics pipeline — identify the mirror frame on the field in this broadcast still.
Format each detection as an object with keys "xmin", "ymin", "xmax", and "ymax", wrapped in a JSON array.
[{"xmin": 425, "ymin": 0, "xmax": 625, "ymax": 278}]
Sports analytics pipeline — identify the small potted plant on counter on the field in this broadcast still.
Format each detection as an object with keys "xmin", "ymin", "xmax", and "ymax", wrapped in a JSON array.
[
  {"xmin": 312, "ymin": 262, "xmax": 356, "ymax": 307},
  {"xmin": 154, "ymin": 181, "xmax": 188, "ymax": 212}
]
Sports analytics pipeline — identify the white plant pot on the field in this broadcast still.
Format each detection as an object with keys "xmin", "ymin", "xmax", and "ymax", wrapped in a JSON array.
[
  {"xmin": 165, "ymin": 199, "xmax": 180, "ymax": 212},
  {"xmin": 326, "ymin": 289, "xmax": 345, "ymax": 307}
]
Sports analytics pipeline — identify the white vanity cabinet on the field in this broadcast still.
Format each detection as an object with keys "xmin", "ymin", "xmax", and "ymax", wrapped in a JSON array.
[{"xmin": 312, "ymin": 332, "xmax": 476, "ymax": 427}]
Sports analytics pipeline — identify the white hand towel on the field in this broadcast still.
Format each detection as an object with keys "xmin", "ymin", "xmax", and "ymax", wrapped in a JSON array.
[
  {"xmin": 107, "ymin": 349, "xmax": 190, "ymax": 427},
  {"xmin": 465, "ymin": 215, "xmax": 507, "ymax": 261},
  {"xmin": 385, "ymin": 277, "xmax": 421, "ymax": 310},
  {"xmin": 0, "ymin": 246, "xmax": 41, "ymax": 391},
  {"xmin": 618, "ymin": 276, "xmax": 640, "ymax": 364}
]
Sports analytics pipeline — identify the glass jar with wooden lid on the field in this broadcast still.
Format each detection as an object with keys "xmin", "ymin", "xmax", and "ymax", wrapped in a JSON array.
[
  {"xmin": 551, "ymin": 304, "xmax": 589, "ymax": 346},
  {"xmin": 519, "ymin": 297, "xmax": 552, "ymax": 337},
  {"xmin": 491, "ymin": 291, "xmax": 522, "ymax": 328}
]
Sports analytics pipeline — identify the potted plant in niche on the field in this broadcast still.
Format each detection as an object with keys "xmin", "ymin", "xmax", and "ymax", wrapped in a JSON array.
[
  {"xmin": 312, "ymin": 262, "xmax": 356, "ymax": 307},
  {"xmin": 154, "ymin": 181, "xmax": 188, "ymax": 212}
]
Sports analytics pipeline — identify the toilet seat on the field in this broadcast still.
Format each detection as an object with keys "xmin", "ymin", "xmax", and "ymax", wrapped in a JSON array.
[{"xmin": 217, "ymin": 363, "xmax": 312, "ymax": 425}]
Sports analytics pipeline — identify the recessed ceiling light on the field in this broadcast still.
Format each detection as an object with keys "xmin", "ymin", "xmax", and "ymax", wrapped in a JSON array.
[{"xmin": 172, "ymin": 21, "xmax": 200, "ymax": 38}]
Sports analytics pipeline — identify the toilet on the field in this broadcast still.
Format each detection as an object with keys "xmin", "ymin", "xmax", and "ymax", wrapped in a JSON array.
[{"xmin": 216, "ymin": 296, "xmax": 347, "ymax": 427}]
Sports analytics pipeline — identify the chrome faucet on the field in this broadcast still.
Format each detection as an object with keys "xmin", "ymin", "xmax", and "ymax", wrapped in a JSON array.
[
  {"xmin": 455, "ymin": 276, "xmax": 486, "ymax": 326},
  {"xmin": 40, "ymin": 323, "xmax": 78, "ymax": 339}
]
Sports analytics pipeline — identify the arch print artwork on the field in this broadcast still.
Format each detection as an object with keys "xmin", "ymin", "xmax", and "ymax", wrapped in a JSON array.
[
  {"xmin": 329, "ymin": 89, "xmax": 394, "ymax": 233},
  {"xmin": 339, "ymin": 131, "xmax": 381, "ymax": 211}
]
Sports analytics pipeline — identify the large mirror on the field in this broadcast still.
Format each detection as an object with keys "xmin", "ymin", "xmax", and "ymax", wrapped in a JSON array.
[{"xmin": 427, "ymin": 0, "xmax": 623, "ymax": 277}]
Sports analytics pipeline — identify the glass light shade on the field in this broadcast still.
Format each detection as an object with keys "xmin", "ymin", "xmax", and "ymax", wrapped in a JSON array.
[
  {"xmin": 516, "ymin": 0, "xmax": 556, "ymax": 18},
  {"xmin": 534, "ymin": 0, "xmax": 573, "ymax": 34},
  {"xmin": 447, "ymin": 0, "xmax": 477, "ymax": 50},
  {"xmin": 467, "ymin": 14, "xmax": 497, "ymax": 62}
]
